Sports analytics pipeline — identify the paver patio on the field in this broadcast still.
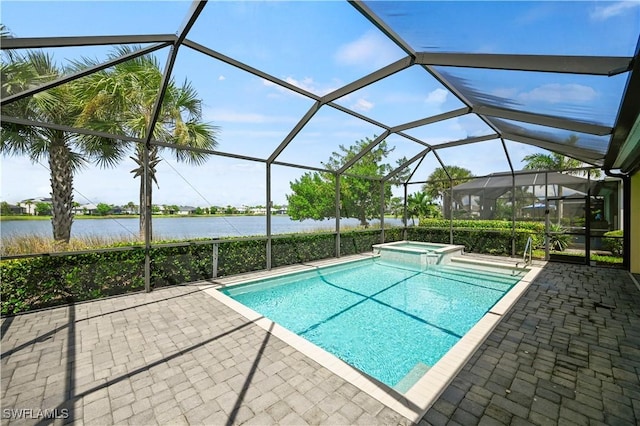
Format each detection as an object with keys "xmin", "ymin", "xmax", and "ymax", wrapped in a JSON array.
[{"xmin": 2, "ymin": 260, "xmax": 639, "ymax": 425}]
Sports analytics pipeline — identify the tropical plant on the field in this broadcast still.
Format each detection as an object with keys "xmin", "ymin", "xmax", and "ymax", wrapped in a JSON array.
[
  {"xmin": 287, "ymin": 138, "xmax": 408, "ymax": 227},
  {"xmin": 95, "ymin": 203, "xmax": 112, "ymax": 216},
  {"xmin": 422, "ymin": 166, "xmax": 474, "ymax": 218},
  {"xmin": 1, "ymin": 43, "xmax": 126, "ymax": 243},
  {"xmin": 521, "ymin": 136, "xmax": 602, "ymax": 179},
  {"xmin": 73, "ymin": 46, "xmax": 218, "ymax": 240},
  {"xmin": 522, "ymin": 136, "xmax": 602, "ymax": 224},
  {"xmin": 548, "ymin": 223, "xmax": 570, "ymax": 251},
  {"xmin": 602, "ymin": 230, "xmax": 623, "ymax": 256},
  {"xmin": 407, "ymin": 191, "xmax": 441, "ymax": 225}
]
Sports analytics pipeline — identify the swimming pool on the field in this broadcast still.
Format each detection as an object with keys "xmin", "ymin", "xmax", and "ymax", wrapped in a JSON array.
[{"xmin": 219, "ymin": 257, "xmax": 525, "ymax": 392}]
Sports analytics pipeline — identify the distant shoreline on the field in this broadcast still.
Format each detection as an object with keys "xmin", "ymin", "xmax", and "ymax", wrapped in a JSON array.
[{"xmin": 0, "ymin": 214, "xmax": 290, "ymax": 221}]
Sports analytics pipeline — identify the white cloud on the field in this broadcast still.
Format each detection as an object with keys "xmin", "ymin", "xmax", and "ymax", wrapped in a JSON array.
[
  {"xmin": 424, "ymin": 88, "xmax": 448, "ymax": 106},
  {"xmin": 590, "ymin": 1, "xmax": 640, "ymax": 20},
  {"xmin": 335, "ymin": 30, "xmax": 401, "ymax": 68},
  {"xmin": 518, "ymin": 83, "xmax": 597, "ymax": 104},
  {"xmin": 351, "ymin": 98, "xmax": 374, "ymax": 112},
  {"xmin": 218, "ymin": 75, "xmax": 226, "ymax": 81},
  {"xmin": 262, "ymin": 76, "xmax": 339, "ymax": 97}
]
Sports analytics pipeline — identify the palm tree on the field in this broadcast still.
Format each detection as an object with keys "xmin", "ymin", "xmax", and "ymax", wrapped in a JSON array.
[
  {"xmin": 522, "ymin": 136, "xmax": 602, "ymax": 223},
  {"xmin": 1, "ymin": 49, "xmax": 126, "ymax": 243},
  {"xmin": 423, "ymin": 166, "xmax": 474, "ymax": 218},
  {"xmin": 74, "ymin": 46, "xmax": 219, "ymax": 240},
  {"xmin": 407, "ymin": 191, "xmax": 440, "ymax": 225},
  {"xmin": 522, "ymin": 137, "xmax": 602, "ymax": 179}
]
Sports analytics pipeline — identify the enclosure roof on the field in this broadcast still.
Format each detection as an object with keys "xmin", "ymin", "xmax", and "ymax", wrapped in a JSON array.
[
  {"xmin": 452, "ymin": 172, "xmax": 591, "ymax": 192},
  {"xmin": 2, "ymin": 0, "xmax": 640, "ymax": 179}
]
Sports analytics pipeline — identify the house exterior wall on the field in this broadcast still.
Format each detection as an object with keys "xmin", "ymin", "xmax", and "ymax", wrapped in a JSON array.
[{"xmin": 631, "ymin": 171, "xmax": 640, "ymax": 274}]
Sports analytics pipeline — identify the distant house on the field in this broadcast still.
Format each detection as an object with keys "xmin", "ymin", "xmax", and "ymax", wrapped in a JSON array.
[
  {"xmin": 18, "ymin": 197, "xmax": 52, "ymax": 215},
  {"xmin": 274, "ymin": 206, "xmax": 288, "ymax": 215},
  {"xmin": 4, "ymin": 204, "xmax": 26, "ymax": 214},
  {"xmin": 177, "ymin": 206, "xmax": 196, "ymax": 215},
  {"xmin": 73, "ymin": 203, "xmax": 98, "ymax": 215}
]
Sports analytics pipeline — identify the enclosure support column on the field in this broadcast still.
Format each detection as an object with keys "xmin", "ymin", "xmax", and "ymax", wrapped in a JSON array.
[
  {"xmin": 335, "ymin": 174, "xmax": 341, "ymax": 258},
  {"xmin": 585, "ymin": 172, "xmax": 591, "ymax": 266},
  {"xmin": 266, "ymin": 163, "xmax": 272, "ymax": 270},
  {"xmin": 544, "ymin": 172, "xmax": 550, "ymax": 260},
  {"xmin": 380, "ymin": 181, "xmax": 385, "ymax": 243},
  {"xmin": 449, "ymin": 179, "xmax": 454, "ymax": 244},
  {"xmin": 511, "ymin": 173, "xmax": 516, "ymax": 257},
  {"xmin": 143, "ymin": 143, "xmax": 152, "ymax": 293},
  {"xmin": 403, "ymin": 183, "xmax": 408, "ymax": 240}
]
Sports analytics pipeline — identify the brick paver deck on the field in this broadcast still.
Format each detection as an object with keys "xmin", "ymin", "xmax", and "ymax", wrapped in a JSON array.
[
  {"xmin": 2, "ymin": 261, "xmax": 639, "ymax": 425},
  {"xmin": 420, "ymin": 263, "xmax": 640, "ymax": 426}
]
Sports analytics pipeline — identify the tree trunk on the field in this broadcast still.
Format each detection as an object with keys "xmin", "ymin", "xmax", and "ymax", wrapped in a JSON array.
[
  {"xmin": 48, "ymin": 136, "xmax": 74, "ymax": 244},
  {"xmin": 136, "ymin": 146, "xmax": 159, "ymax": 241}
]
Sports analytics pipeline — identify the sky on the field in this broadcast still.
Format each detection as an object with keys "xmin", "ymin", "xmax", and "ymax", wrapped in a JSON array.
[{"xmin": 1, "ymin": 0, "xmax": 638, "ymax": 208}]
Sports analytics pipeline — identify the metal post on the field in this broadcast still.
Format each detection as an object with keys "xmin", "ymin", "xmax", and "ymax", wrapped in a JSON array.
[
  {"xmin": 511, "ymin": 173, "xmax": 516, "ymax": 257},
  {"xmin": 380, "ymin": 181, "xmax": 385, "ymax": 243},
  {"xmin": 266, "ymin": 163, "xmax": 272, "ymax": 270},
  {"xmin": 335, "ymin": 174, "xmax": 341, "ymax": 258},
  {"xmin": 143, "ymin": 143, "xmax": 151, "ymax": 293},
  {"xmin": 449, "ymin": 179, "xmax": 454, "ymax": 244},
  {"xmin": 544, "ymin": 172, "xmax": 550, "ymax": 260},
  {"xmin": 403, "ymin": 183, "xmax": 408, "ymax": 240},
  {"xmin": 585, "ymin": 171, "xmax": 591, "ymax": 266},
  {"xmin": 212, "ymin": 243, "xmax": 219, "ymax": 278}
]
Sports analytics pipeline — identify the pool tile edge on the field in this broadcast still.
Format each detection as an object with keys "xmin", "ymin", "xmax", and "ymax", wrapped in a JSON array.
[
  {"xmin": 200, "ymin": 256, "xmax": 544, "ymax": 423},
  {"xmin": 201, "ymin": 283, "xmax": 422, "ymax": 421}
]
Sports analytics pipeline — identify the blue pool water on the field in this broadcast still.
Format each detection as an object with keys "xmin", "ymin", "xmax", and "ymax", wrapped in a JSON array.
[{"xmin": 220, "ymin": 258, "xmax": 524, "ymax": 391}]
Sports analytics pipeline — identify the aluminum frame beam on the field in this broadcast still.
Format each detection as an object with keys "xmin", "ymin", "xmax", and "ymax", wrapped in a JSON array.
[
  {"xmin": 0, "ymin": 34, "xmax": 176, "ymax": 49},
  {"xmin": 415, "ymin": 52, "xmax": 633, "ymax": 76},
  {"xmin": 503, "ymin": 132, "xmax": 603, "ymax": 165},
  {"xmin": 1, "ymin": 43, "xmax": 171, "ymax": 106},
  {"xmin": 268, "ymin": 102, "xmax": 321, "ymax": 164},
  {"xmin": 183, "ymin": 40, "xmax": 320, "ymax": 101},
  {"xmin": 476, "ymin": 105, "xmax": 612, "ymax": 136},
  {"xmin": 321, "ymin": 56, "xmax": 414, "ymax": 103},
  {"xmin": 605, "ymin": 37, "xmax": 640, "ymax": 171},
  {"xmin": 383, "ymin": 147, "xmax": 430, "ymax": 182},
  {"xmin": 390, "ymin": 107, "xmax": 470, "ymax": 133},
  {"xmin": 336, "ymin": 131, "xmax": 390, "ymax": 174},
  {"xmin": 1, "ymin": 115, "xmax": 270, "ymax": 163},
  {"xmin": 432, "ymin": 134, "xmax": 499, "ymax": 150},
  {"xmin": 348, "ymin": 1, "xmax": 415, "ymax": 57}
]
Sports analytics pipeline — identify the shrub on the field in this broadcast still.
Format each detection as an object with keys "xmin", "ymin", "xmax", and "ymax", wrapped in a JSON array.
[
  {"xmin": 0, "ymin": 221, "xmax": 542, "ymax": 315},
  {"xmin": 602, "ymin": 230, "xmax": 623, "ymax": 255},
  {"xmin": 548, "ymin": 223, "xmax": 570, "ymax": 251}
]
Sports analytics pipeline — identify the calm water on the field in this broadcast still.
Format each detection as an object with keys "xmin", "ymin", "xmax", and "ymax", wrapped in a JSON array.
[
  {"xmin": 222, "ymin": 258, "xmax": 520, "ymax": 390},
  {"xmin": 0, "ymin": 216, "xmax": 404, "ymax": 240}
]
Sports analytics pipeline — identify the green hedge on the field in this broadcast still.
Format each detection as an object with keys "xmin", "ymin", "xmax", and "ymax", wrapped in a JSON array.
[
  {"xmin": 407, "ymin": 227, "xmax": 538, "ymax": 256},
  {"xmin": 1, "ymin": 222, "xmax": 537, "ymax": 315},
  {"xmin": 419, "ymin": 218, "xmax": 545, "ymax": 232}
]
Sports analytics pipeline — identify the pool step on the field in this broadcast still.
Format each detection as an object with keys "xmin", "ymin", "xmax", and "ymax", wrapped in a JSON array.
[
  {"xmin": 450, "ymin": 256, "xmax": 527, "ymax": 275},
  {"xmin": 393, "ymin": 362, "xmax": 431, "ymax": 394},
  {"xmin": 434, "ymin": 264, "xmax": 524, "ymax": 285}
]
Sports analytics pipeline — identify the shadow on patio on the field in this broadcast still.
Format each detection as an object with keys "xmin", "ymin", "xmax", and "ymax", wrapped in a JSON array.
[
  {"xmin": 1, "ymin": 283, "xmax": 408, "ymax": 425},
  {"xmin": 2, "ymin": 262, "xmax": 639, "ymax": 425}
]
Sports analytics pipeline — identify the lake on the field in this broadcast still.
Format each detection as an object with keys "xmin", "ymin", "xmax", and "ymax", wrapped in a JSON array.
[{"xmin": 0, "ymin": 216, "xmax": 405, "ymax": 241}]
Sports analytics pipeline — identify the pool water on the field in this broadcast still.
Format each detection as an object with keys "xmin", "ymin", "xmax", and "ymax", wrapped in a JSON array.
[
  {"xmin": 220, "ymin": 258, "xmax": 524, "ymax": 391},
  {"xmin": 388, "ymin": 242, "xmax": 443, "ymax": 251}
]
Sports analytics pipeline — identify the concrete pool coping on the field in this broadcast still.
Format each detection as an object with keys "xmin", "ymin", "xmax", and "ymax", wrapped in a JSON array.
[{"xmin": 202, "ymin": 252, "xmax": 544, "ymax": 422}]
